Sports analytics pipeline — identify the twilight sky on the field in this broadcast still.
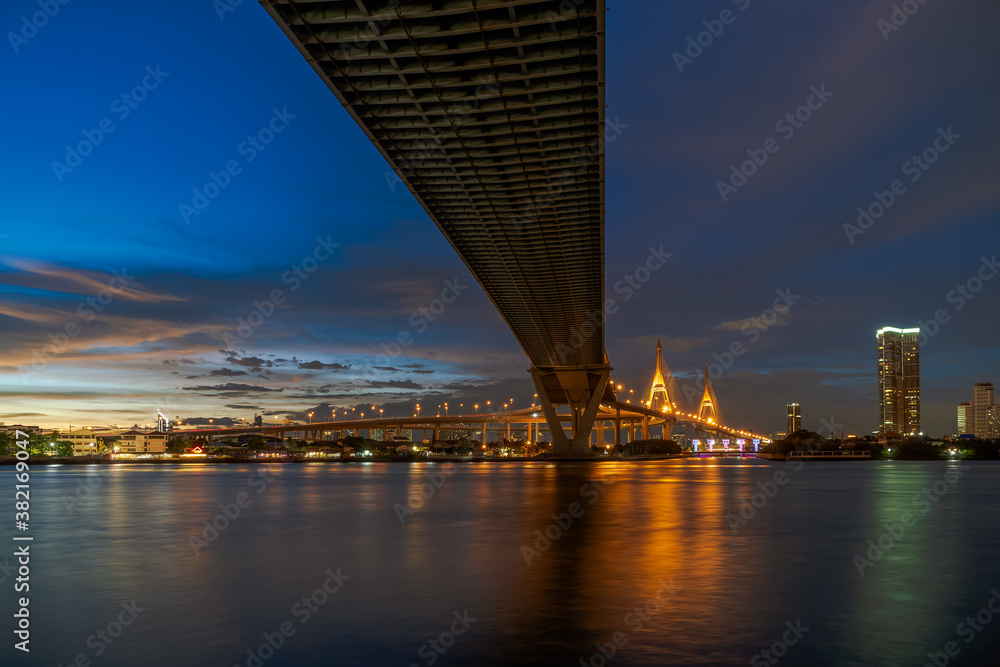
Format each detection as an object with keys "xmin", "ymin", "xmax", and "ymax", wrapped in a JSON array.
[{"xmin": 1, "ymin": 0, "xmax": 998, "ymax": 436}]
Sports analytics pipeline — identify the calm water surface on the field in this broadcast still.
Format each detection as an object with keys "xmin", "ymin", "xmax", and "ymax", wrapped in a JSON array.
[{"xmin": 8, "ymin": 459, "xmax": 1000, "ymax": 666}]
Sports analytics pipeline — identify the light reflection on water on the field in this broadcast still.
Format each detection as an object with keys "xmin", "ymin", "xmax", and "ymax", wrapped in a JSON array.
[{"xmin": 14, "ymin": 460, "xmax": 1000, "ymax": 666}]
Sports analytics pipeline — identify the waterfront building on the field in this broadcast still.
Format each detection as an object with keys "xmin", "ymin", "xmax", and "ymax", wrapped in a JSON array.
[
  {"xmin": 61, "ymin": 428, "xmax": 101, "ymax": 455},
  {"xmin": 787, "ymin": 403, "xmax": 801, "ymax": 434},
  {"xmin": 0, "ymin": 423, "xmax": 45, "ymax": 435},
  {"xmin": 116, "ymin": 430, "xmax": 169, "ymax": 455},
  {"xmin": 877, "ymin": 327, "xmax": 920, "ymax": 435},
  {"xmin": 972, "ymin": 382, "xmax": 995, "ymax": 438},
  {"xmin": 957, "ymin": 402, "xmax": 973, "ymax": 436}
]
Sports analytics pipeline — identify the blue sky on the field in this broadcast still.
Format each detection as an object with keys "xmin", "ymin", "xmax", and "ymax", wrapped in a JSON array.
[{"xmin": 1, "ymin": 0, "xmax": 998, "ymax": 436}]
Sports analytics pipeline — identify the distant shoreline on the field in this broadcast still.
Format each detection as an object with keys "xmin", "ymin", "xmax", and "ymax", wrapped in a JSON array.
[{"xmin": 0, "ymin": 455, "xmax": 984, "ymax": 466}]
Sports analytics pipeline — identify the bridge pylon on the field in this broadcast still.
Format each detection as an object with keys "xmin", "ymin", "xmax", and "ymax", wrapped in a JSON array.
[
  {"xmin": 643, "ymin": 338, "xmax": 679, "ymax": 415},
  {"xmin": 697, "ymin": 364, "xmax": 722, "ymax": 426}
]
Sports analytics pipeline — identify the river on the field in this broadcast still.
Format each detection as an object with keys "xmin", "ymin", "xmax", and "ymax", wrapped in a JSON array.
[{"xmin": 9, "ymin": 459, "xmax": 1000, "ymax": 666}]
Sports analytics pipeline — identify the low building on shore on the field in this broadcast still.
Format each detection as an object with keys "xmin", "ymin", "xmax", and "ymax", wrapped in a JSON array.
[{"xmin": 116, "ymin": 430, "xmax": 169, "ymax": 455}]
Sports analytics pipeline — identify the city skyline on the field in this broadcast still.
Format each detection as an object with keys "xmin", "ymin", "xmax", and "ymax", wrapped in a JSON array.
[{"xmin": 2, "ymin": 1, "xmax": 999, "ymax": 437}]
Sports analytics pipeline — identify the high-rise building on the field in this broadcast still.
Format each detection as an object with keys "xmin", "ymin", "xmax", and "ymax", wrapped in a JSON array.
[
  {"xmin": 957, "ymin": 402, "xmax": 973, "ymax": 435},
  {"xmin": 787, "ymin": 403, "xmax": 801, "ymax": 434},
  {"xmin": 989, "ymin": 406, "xmax": 1000, "ymax": 439},
  {"xmin": 972, "ymin": 383, "xmax": 995, "ymax": 438},
  {"xmin": 877, "ymin": 327, "xmax": 920, "ymax": 435}
]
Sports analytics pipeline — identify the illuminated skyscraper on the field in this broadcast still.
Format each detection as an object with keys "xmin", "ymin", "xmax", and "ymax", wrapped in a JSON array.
[
  {"xmin": 877, "ymin": 327, "xmax": 920, "ymax": 435},
  {"xmin": 787, "ymin": 403, "xmax": 801, "ymax": 434},
  {"xmin": 957, "ymin": 402, "xmax": 973, "ymax": 435},
  {"xmin": 972, "ymin": 383, "xmax": 995, "ymax": 438}
]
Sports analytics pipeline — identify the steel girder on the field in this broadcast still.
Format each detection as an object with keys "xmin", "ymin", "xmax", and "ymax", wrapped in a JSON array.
[{"xmin": 260, "ymin": 0, "xmax": 609, "ymax": 453}]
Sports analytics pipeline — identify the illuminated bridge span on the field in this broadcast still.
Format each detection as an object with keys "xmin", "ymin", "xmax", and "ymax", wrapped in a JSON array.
[
  {"xmin": 260, "ymin": 0, "xmax": 609, "ymax": 454},
  {"xmin": 190, "ymin": 343, "xmax": 770, "ymax": 448}
]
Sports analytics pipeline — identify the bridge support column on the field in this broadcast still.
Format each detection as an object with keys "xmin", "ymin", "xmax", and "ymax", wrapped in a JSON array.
[
  {"xmin": 642, "ymin": 417, "xmax": 649, "ymax": 440},
  {"xmin": 481, "ymin": 423, "xmax": 487, "ymax": 444},
  {"xmin": 433, "ymin": 426, "xmax": 440, "ymax": 443},
  {"xmin": 530, "ymin": 365, "xmax": 610, "ymax": 457}
]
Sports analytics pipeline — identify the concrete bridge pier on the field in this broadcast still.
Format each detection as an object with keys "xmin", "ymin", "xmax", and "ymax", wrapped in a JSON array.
[{"xmin": 531, "ymin": 365, "xmax": 610, "ymax": 456}]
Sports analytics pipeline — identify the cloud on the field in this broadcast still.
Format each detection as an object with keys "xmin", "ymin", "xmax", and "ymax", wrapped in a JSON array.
[
  {"xmin": 2, "ymin": 258, "xmax": 185, "ymax": 303},
  {"xmin": 208, "ymin": 368, "xmax": 248, "ymax": 377},
  {"xmin": 298, "ymin": 360, "xmax": 350, "ymax": 370},
  {"xmin": 367, "ymin": 379, "xmax": 424, "ymax": 389},
  {"xmin": 409, "ymin": 369, "xmax": 434, "ymax": 374},
  {"xmin": 372, "ymin": 366, "xmax": 401, "ymax": 371},
  {"xmin": 163, "ymin": 358, "xmax": 198, "ymax": 366},
  {"xmin": 223, "ymin": 352, "xmax": 274, "ymax": 368},
  {"xmin": 715, "ymin": 312, "xmax": 792, "ymax": 332},
  {"xmin": 181, "ymin": 383, "xmax": 282, "ymax": 393}
]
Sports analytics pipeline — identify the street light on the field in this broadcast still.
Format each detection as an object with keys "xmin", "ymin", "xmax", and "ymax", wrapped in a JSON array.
[
  {"xmin": 474, "ymin": 404, "xmax": 479, "ymax": 414},
  {"xmin": 379, "ymin": 408, "xmax": 384, "ymax": 419},
  {"xmin": 308, "ymin": 412, "xmax": 314, "ymax": 423}
]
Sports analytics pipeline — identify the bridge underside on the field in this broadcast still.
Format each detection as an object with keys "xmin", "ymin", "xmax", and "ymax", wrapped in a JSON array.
[{"xmin": 260, "ymin": 0, "xmax": 608, "ymax": 455}]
